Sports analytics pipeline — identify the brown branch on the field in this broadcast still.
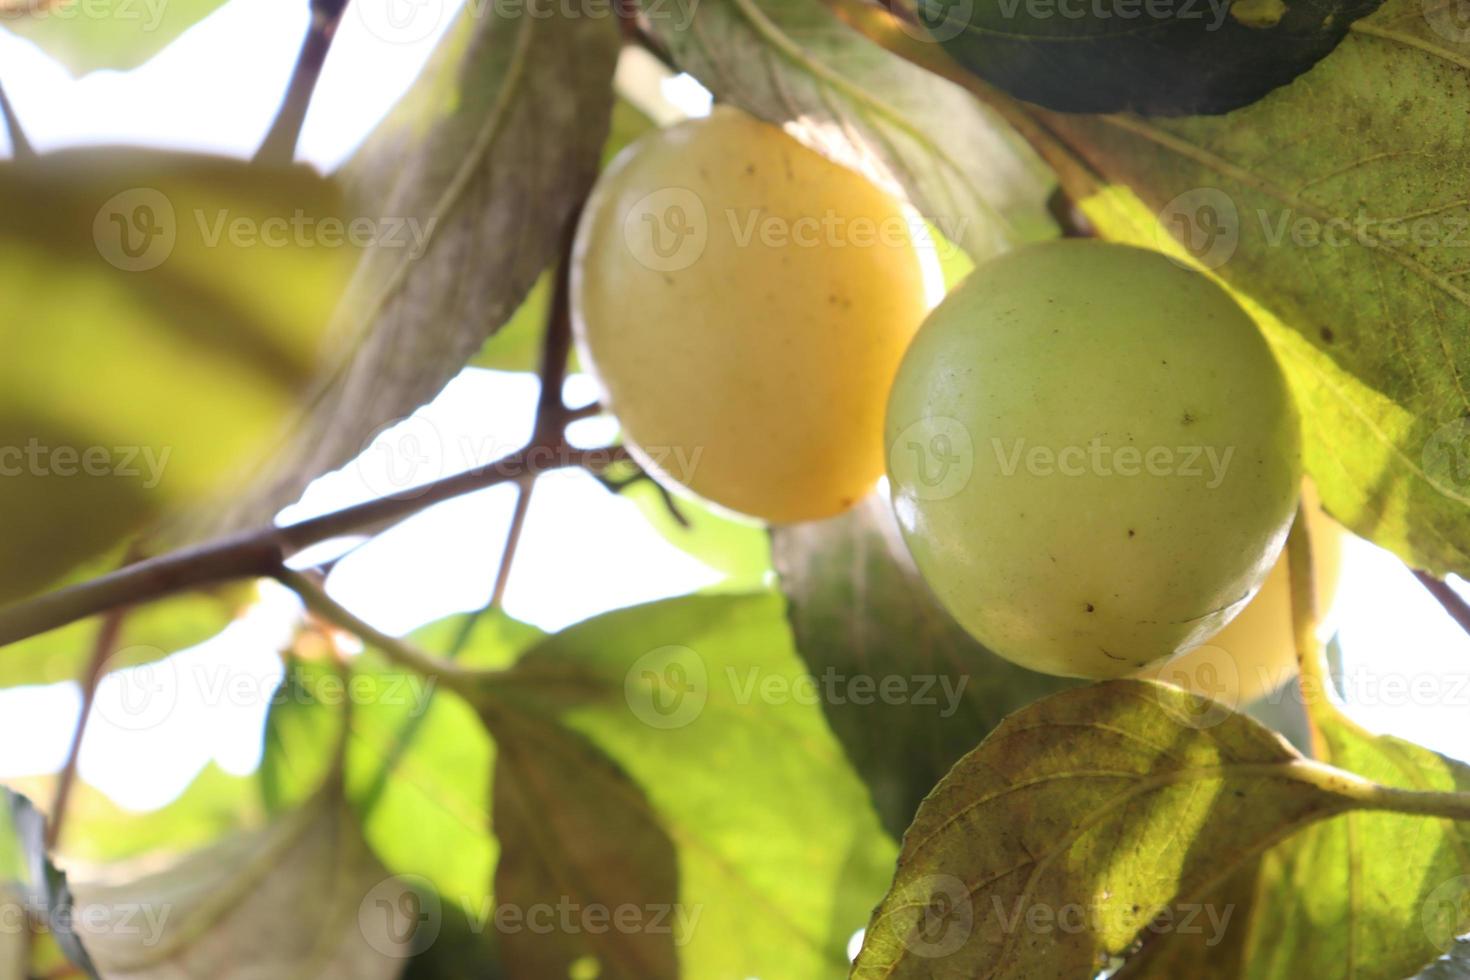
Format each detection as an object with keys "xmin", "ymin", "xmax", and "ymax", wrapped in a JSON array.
[
  {"xmin": 254, "ymin": 0, "xmax": 351, "ymax": 165},
  {"xmin": 46, "ymin": 604, "xmax": 129, "ymax": 850},
  {"xmin": 0, "ymin": 444, "xmax": 628, "ymax": 650},
  {"xmin": 278, "ymin": 569, "xmax": 482, "ymax": 696},
  {"xmin": 1413, "ymin": 570, "xmax": 1470, "ymax": 638}
]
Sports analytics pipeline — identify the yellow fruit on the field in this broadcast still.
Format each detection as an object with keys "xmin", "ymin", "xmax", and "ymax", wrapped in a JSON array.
[
  {"xmin": 1145, "ymin": 484, "xmax": 1346, "ymax": 706},
  {"xmin": 572, "ymin": 106, "xmax": 929, "ymax": 523},
  {"xmin": 886, "ymin": 241, "xmax": 1302, "ymax": 679}
]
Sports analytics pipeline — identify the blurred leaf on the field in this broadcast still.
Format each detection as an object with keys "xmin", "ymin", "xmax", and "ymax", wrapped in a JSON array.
[
  {"xmin": 235, "ymin": 0, "xmax": 620, "ymax": 527},
  {"xmin": 0, "ymin": 0, "xmax": 225, "ymax": 74},
  {"xmin": 470, "ymin": 272, "xmax": 554, "ymax": 375},
  {"xmin": 0, "ymin": 149, "xmax": 352, "ymax": 603},
  {"xmin": 39, "ymin": 765, "xmax": 264, "ymax": 864},
  {"xmin": 851, "ymin": 681, "xmax": 1402, "ymax": 978},
  {"xmin": 921, "ymin": 0, "xmax": 1380, "ymax": 115},
  {"xmin": 0, "ymin": 572, "xmax": 249, "ymax": 690},
  {"xmin": 262, "ymin": 612, "xmax": 541, "ymax": 914},
  {"xmin": 71, "ymin": 789, "xmax": 410, "ymax": 978},
  {"xmin": 471, "ymin": 98, "xmax": 652, "ymax": 375},
  {"xmin": 1012, "ymin": 0, "xmax": 1470, "ymax": 575},
  {"xmin": 651, "ymin": 0, "xmax": 1057, "ymax": 260},
  {"xmin": 1, "ymin": 787, "xmax": 96, "ymax": 978},
  {"xmin": 772, "ymin": 495, "xmax": 1072, "ymax": 837},
  {"xmin": 475, "ymin": 593, "xmax": 896, "ymax": 979}
]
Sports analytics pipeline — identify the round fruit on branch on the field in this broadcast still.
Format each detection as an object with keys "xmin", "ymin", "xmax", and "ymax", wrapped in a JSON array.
[
  {"xmin": 572, "ymin": 106, "xmax": 930, "ymax": 524},
  {"xmin": 886, "ymin": 240, "xmax": 1302, "ymax": 679}
]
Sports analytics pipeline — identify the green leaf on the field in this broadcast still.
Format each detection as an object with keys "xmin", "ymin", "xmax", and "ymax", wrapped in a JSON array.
[
  {"xmin": 1012, "ymin": 0, "xmax": 1470, "ymax": 575},
  {"xmin": 1246, "ymin": 718, "xmax": 1470, "ymax": 978},
  {"xmin": 920, "ymin": 0, "xmax": 1381, "ymax": 115},
  {"xmin": 0, "ymin": 150, "xmax": 352, "ymax": 603},
  {"xmin": 475, "ymin": 592, "xmax": 896, "ymax": 979},
  {"xmin": 1122, "ymin": 710, "xmax": 1470, "ymax": 979},
  {"xmin": 1, "ymin": 787, "xmax": 96, "ymax": 978},
  {"xmin": 234, "ymin": 0, "xmax": 621, "ymax": 526},
  {"xmin": 850, "ymin": 680, "xmax": 1411, "ymax": 978},
  {"xmin": 262, "ymin": 611, "xmax": 541, "ymax": 914},
  {"xmin": 651, "ymin": 0, "xmax": 1057, "ymax": 260},
  {"xmin": 622, "ymin": 473, "xmax": 774, "ymax": 586},
  {"xmin": 40, "ymin": 764, "xmax": 264, "ymax": 864},
  {"xmin": 0, "ymin": 0, "xmax": 225, "ymax": 74},
  {"xmin": 771, "ymin": 494, "xmax": 1072, "ymax": 837},
  {"xmin": 71, "ymin": 789, "xmax": 410, "ymax": 977},
  {"xmin": 0, "ymin": 574, "xmax": 248, "ymax": 690}
]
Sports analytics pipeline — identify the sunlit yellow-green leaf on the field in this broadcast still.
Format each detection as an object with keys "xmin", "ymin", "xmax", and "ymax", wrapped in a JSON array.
[
  {"xmin": 0, "ymin": 149, "xmax": 353, "ymax": 603},
  {"xmin": 0, "ymin": 0, "xmax": 226, "ymax": 74}
]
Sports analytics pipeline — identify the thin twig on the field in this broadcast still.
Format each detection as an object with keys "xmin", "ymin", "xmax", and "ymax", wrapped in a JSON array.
[
  {"xmin": 254, "ymin": 0, "xmax": 352, "ymax": 165},
  {"xmin": 593, "ymin": 466, "xmax": 690, "ymax": 528},
  {"xmin": 47, "ymin": 604, "xmax": 130, "ymax": 849},
  {"xmin": 1413, "ymin": 570, "xmax": 1470, "ymax": 638},
  {"xmin": 564, "ymin": 401, "xmax": 605, "ymax": 423},
  {"xmin": 0, "ymin": 77, "xmax": 34, "ymax": 159},
  {"xmin": 277, "ymin": 569, "xmax": 483, "ymax": 697},
  {"xmin": 0, "ymin": 444, "xmax": 628, "ymax": 650}
]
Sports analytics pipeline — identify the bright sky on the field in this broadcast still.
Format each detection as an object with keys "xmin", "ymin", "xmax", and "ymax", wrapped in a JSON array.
[{"xmin": 0, "ymin": 0, "xmax": 1466, "ymax": 816}]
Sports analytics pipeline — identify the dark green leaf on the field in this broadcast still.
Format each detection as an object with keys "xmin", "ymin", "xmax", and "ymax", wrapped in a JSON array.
[
  {"xmin": 772, "ymin": 494, "xmax": 1072, "ymax": 837},
  {"xmin": 921, "ymin": 0, "xmax": 1382, "ymax": 115}
]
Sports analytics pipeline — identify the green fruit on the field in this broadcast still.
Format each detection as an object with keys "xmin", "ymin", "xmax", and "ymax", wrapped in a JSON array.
[
  {"xmin": 885, "ymin": 240, "xmax": 1302, "ymax": 679},
  {"xmin": 572, "ymin": 107, "xmax": 929, "ymax": 524}
]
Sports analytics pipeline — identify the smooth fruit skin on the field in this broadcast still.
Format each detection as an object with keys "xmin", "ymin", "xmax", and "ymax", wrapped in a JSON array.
[
  {"xmin": 572, "ymin": 106, "xmax": 929, "ymax": 524},
  {"xmin": 1145, "ymin": 484, "xmax": 1346, "ymax": 705},
  {"xmin": 886, "ymin": 240, "xmax": 1302, "ymax": 679}
]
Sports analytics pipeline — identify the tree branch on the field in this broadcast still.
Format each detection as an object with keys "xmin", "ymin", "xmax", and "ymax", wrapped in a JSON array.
[
  {"xmin": 254, "ymin": 0, "xmax": 351, "ymax": 165},
  {"xmin": 278, "ymin": 569, "xmax": 483, "ymax": 698},
  {"xmin": 47, "ymin": 604, "xmax": 129, "ymax": 850},
  {"xmin": 1413, "ymin": 570, "xmax": 1470, "ymax": 638},
  {"xmin": 0, "ymin": 444, "xmax": 627, "ymax": 649}
]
